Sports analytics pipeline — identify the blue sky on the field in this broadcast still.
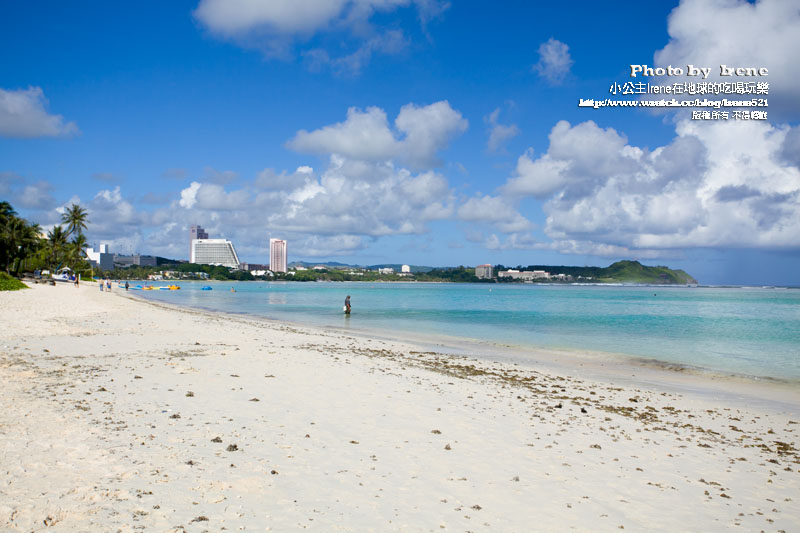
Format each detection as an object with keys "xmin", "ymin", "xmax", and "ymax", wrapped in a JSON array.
[{"xmin": 1, "ymin": 0, "xmax": 799, "ymax": 285}]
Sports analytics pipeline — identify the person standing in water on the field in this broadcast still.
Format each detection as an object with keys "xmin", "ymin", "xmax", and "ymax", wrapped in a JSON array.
[{"xmin": 344, "ymin": 295, "xmax": 351, "ymax": 314}]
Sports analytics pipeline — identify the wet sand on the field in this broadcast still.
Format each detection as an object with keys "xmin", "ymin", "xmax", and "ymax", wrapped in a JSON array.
[{"xmin": 1, "ymin": 282, "xmax": 798, "ymax": 531}]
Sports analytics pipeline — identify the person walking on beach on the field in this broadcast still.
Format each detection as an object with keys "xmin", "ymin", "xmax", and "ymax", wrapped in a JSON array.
[
  {"xmin": 125, "ymin": 281, "xmax": 129, "ymax": 291},
  {"xmin": 344, "ymin": 295, "xmax": 351, "ymax": 314},
  {"xmin": 106, "ymin": 278, "xmax": 111, "ymax": 292}
]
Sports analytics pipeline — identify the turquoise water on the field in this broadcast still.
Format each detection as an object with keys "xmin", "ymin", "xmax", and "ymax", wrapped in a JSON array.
[{"xmin": 131, "ymin": 282, "xmax": 800, "ymax": 381}]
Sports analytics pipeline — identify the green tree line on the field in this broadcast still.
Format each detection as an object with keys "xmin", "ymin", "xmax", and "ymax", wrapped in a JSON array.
[{"xmin": 0, "ymin": 201, "xmax": 93, "ymax": 278}]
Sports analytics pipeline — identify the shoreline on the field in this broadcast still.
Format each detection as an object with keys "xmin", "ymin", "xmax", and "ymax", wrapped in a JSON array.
[
  {"xmin": 1, "ymin": 282, "xmax": 798, "ymax": 531},
  {"xmin": 124, "ymin": 287, "xmax": 800, "ymax": 406}
]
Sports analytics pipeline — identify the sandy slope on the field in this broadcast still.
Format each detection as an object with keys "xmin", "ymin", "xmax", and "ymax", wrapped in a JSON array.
[{"xmin": 1, "ymin": 282, "xmax": 798, "ymax": 532}]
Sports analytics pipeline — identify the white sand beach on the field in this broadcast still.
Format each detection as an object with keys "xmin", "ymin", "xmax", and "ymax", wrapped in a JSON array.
[{"xmin": 1, "ymin": 282, "xmax": 798, "ymax": 531}]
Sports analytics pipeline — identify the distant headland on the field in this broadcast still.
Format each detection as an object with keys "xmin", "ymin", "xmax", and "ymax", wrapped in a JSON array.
[{"xmin": 88, "ymin": 259, "xmax": 698, "ymax": 285}]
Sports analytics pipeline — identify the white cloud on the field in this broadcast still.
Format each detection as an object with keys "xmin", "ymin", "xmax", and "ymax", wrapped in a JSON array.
[
  {"xmin": 533, "ymin": 38, "xmax": 573, "ymax": 85},
  {"xmin": 500, "ymin": 119, "xmax": 800, "ymax": 253},
  {"xmin": 485, "ymin": 108, "xmax": 520, "ymax": 152},
  {"xmin": 194, "ymin": 0, "xmax": 447, "ymax": 71},
  {"xmin": 395, "ymin": 101, "xmax": 468, "ymax": 168},
  {"xmin": 287, "ymin": 100, "xmax": 467, "ymax": 169},
  {"xmin": 457, "ymin": 195, "xmax": 532, "ymax": 233},
  {"xmin": 0, "ymin": 87, "xmax": 78, "ymax": 138},
  {"xmin": 194, "ymin": 0, "xmax": 350, "ymax": 37},
  {"xmin": 503, "ymin": 120, "xmax": 633, "ymax": 198},
  {"xmin": 287, "ymin": 106, "xmax": 399, "ymax": 162},
  {"xmin": 167, "ymin": 151, "xmax": 456, "ymax": 258},
  {"xmin": 178, "ymin": 182, "xmax": 251, "ymax": 211},
  {"xmin": 270, "ymin": 155, "xmax": 455, "ymax": 236},
  {"xmin": 653, "ymin": 0, "xmax": 800, "ymax": 118},
  {"xmin": 179, "ymin": 181, "xmax": 201, "ymax": 209}
]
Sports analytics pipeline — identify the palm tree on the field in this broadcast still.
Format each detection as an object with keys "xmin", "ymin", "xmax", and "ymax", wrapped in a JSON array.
[
  {"xmin": 66, "ymin": 233, "xmax": 88, "ymax": 270},
  {"xmin": 0, "ymin": 201, "xmax": 16, "ymax": 222},
  {"xmin": 61, "ymin": 203, "xmax": 89, "ymax": 239},
  {"xmin": 1, "ymin": 214, "xmax": 41, "ymax": 274},
  {"xmin": 9, "ymin": 220, "xmax": 41, "ymax": 274},
  {"xmin": 1, "ymin": 203, "xmax": 21, "ymax": 272},
  {"xmin": 46, "ymin": 225, "xmax": 68, "ymax": 268}
]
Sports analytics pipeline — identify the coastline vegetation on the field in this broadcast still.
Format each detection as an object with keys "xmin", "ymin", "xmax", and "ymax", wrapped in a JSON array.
[
  {"xmin": 108, "ymin": 261, "xmax": 695, "ymax": 285},
  {"xmin": 0, "ymin": 201, "xmax": 94, "ymax": 280}
]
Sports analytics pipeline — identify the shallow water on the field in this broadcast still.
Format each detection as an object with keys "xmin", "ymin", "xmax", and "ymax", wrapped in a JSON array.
[{"xmin": 131, "ymin": 282, "xmax": 800, "ymax": 381}]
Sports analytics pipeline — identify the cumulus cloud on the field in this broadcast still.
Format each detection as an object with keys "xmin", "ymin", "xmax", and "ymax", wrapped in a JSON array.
[
  {"xmin": 457, "ymin": 195, "xmax": 532, "ymax": 233},
  {"xmin": 267, "ymin": 155, "xmax": 455, "ymax": 236},
  {"xmin": 287, "ymin": 106, "xmax": 399, "ymax": 162},
  {"xmin": 500, "ymin": 119, "xmax": 800, "ymax": 254},
  {"xmin": 287, "ymin": 101, "xmax": 467, "ymax": 169},
  {"xmin": 0, "ymin": 87, "xmax": 78, "ymax": 138},
  {"xmin": 165, "ymin": 151, "xmax": 456, "ymax": 259},
  {"xmin": 179, "ymin": 181, "xmax": 202, "ymax": 209},
  {"xmin": 653, "ymin": 0, "xmax": 800, "ymax": 118},
  {"xmin": 503, "ymin": 120, "xmax": 635, "ymax": 199},
  {"xmin": 533, "ymin": 38, "xmax": 573, "ymax": 85},
  {"xmin": 484, "ymin": 108, "xmax": 520, "ymax": 152},
  {"xmin": 177, "ymin": 182, "xmax": 251, "ymax": 211},
  {"xmin": 194, "ymin": 0, "xmax": 350, "ymax": 37},
  {"xmin": 194, "ymin": 0, "xmax": 447, "ymax": 72}
]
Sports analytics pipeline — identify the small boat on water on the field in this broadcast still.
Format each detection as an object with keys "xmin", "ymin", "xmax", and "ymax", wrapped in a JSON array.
[{"xmin": 201, "ymin": 286, "xmax": 212, "ymax": 291}]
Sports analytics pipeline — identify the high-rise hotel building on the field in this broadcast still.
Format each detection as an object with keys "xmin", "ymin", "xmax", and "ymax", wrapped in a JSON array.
[
  {"xmin": 191, "ymin": 239, "xmax": 240, "ymax": 268},
  {"xmin": 189, "ymin": 225, "xmax": 208, "ymax": 259},
  {"xmin": 269, "ymin": 238, "xmax": 287, "ymax": 273}
]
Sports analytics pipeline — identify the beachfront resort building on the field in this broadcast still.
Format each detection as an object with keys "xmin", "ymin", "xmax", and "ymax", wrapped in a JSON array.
[
  {"xmin": 114, "ymin": 254, "xmax": 157, "ymax": 268},
  {"xmin": 270, "ymin": 238, "xmax": 287, "ymax": 273},
  {"xmin": 85, "ymin": 244, "xmax": 114, "ymax": 272},
  {"xmin": 498, "ymin": 269, "xmax": 550, "ymax": 281},
  {"xmin": 190, "ymin": 238, "xmax": 240, "ymax": 268},
  {"xmin": 475, "ymin": 264, "xmax": 493, "ymax": 279},
  {"xmin": 189, "ymin": 224, "xmax": 208, "ymax": 259}
]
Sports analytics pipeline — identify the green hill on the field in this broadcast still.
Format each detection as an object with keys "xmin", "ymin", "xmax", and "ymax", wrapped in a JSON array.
[
  {"xmin": 520, "ymin": 260, "xmax": 697, "ymax": 285},
  {"xmin": 600, "ymin": 260, "xmax": 697, "ymax": 284}
]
